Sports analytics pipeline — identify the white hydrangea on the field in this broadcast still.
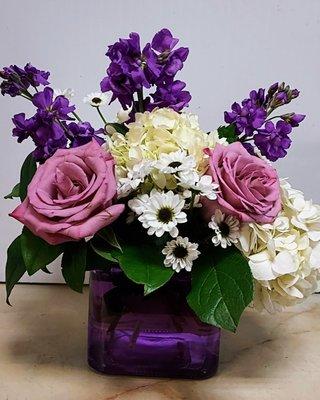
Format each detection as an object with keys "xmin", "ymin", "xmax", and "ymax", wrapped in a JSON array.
[
  {"xmin": 108, "ymin": 108, "xmax": 226, "ymax": 190},
  {"xmin": 237, "ymin": 180, "xmax": 320, "ymax": 312}
]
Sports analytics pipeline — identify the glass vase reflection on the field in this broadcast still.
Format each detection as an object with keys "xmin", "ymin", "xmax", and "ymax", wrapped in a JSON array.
[{"xmin": 87, "ymin": 267, "xmax": 220, "ymax": 379}]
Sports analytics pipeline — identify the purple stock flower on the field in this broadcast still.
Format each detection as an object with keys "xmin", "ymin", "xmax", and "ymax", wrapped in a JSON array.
[
  {"xmin": 151, "ymin": 29, "xmax": 179, "ymax": 52},
  {"xmin": 149, "ymin": 80, "xmax": 191, "ymax": 112},
  {"xmin": 224, "ymin": 99, "xmax": 267, "ymax": 136},
  {"xmin": 12, "ymin": 112, "xmax": 68, "ymax": 162},
  {"xmin": 32, "ymin": 122, "xmax": 68, "ymax": 161},
  {"xmin": 12, "ymin": 113, "xmax": 38, "ymax": 143},
  {"xmin": 100, "ymin": 29, "xmax": 191, "ymax": 110},
  {"xmin": 33, "ymin": 87, "xmax": 75, "ymax": 121},
  {"xmin": 151, "ymin": 29, "xmax": 189, "ymax": 80},
  {"xmin": 68, "ymin": 122, "xmax": 105, "ymax": 148},
  {"xmin": 224, "ymin": 81, "xmax": 305, "ymax": 161},
  {"xmin": 0, "ymin": 63, "xmax": 50, "ymax": 97},
  {"xmin": 254, "ymin": 120, "xmax": 292, "ymax": 161},
  {"xmin": 11, "ymin": 87, "xmax": 76, "ymax": 162},
  {"xmin": 100, "ymin": 32, "xmax": 152, "ymax": 107}
]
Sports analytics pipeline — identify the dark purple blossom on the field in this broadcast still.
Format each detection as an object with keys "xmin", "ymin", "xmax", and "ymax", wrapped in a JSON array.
[
  {"xmin": 224, "ymin": 82, "xmax": 305, "ymax": 161},
  {"xmin": 151, "ymin": 29, "xmax": 179, "ymax": 52},
  {"xmin": 224, "ymin": 100, "xmax": 267, "ymax": 136},
  {"xmin": 32, "ymin": 122, "xmax": 68, "ymax": 162},
  {"xmin": 151, "ymin": 29, "xmax": 189, "ymax": 80},
  {"xmin": 100, "ymin": 29, "xmax": 191, "ymax": 111},
  {"xmin": 12, "ymin": 112, "xmax": 68, "ymax": 162},
  {"xmin": 11, "ymin": 87, "xmax": 76, "ymax": 162},
  {"xmin": 68, "ymin": 122, "xmax": 105, "ymax": 148},
  {"xmin": 149, "ymin": 80, "xmax": 191, "ymax": 112},
  {"xmin": 100, "ymin": 32, "xmax": 153, "ymax": 107},
  {"xmin": 33, "ymin": 87, "xmax": 75, "ymax": 121},
  {"xmin": 12, "ymin": 113, "xmax": 38, "ymax": 143},
  {"xmin": 0, "ymin": 63, "xmax": 50, "ymax": 97},
  {"xmin": 254, "ymin": 121, "xmax": 292, "ymax": 161}
]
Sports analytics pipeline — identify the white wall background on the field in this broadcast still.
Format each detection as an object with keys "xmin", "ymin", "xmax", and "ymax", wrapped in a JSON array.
[{"xmin": 0, "ymin": 0, "xmax": 319, "ymax": 282}]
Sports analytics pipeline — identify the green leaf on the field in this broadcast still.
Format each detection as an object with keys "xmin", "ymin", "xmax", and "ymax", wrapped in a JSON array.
[
  {"xmin": 4, "ymin": 183, "xmax": 20, "ymax": 199},
  {"xmin": 5, "ymin": 236, "xmax": 26, "ymax": 305},
  {"xmin": 187, "ymin": 247, "xmax": 253, "ymax": 332},
  {"xmin": 217, "ymin": 124, "xmax": 238, "ymax": 144},
  {"xmin": 112, "ymin": 243, "xmax": 174, "ymax": 295},
  {"xmin": 86, "ymin": 243, "xmax": 114, "ymax": 270},
  {"xmin": 19, "ymin": 153, "xmax": 37, "ymax": 201},
  {"xmin": 98, "ymin": 227, "xmax": 122, "ymax": 252},
  {"xmin": 21, "ymin": 228, "xmax": 63, "ymax": 275},
  {"xmin": 91, "ymin": 242, "xmax": 118, "ymax": 263},
  {"xmin": 61, "ymin": 241, "xmax": 87, "ymax": 293},
  {"xmin": 106, "ymin": 122, "xmax": 128, "ymax": 135}
]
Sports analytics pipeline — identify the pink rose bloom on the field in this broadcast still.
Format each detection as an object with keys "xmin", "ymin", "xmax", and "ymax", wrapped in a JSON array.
[
  {"xmin": 10, "ymin": 140, "xmax": 124, "ymax": 245},
  {"xmin": 203, "ymin": 142, "xmax": 281, "ymax": 224}
]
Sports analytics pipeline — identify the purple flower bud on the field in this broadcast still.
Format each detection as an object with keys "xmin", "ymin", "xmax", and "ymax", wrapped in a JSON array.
[
  {"xmin": 281, "ymin": 113, "xmax": 306, "ymax": 127},
  {"xmin": 0, "ymin": 63, "xmax": 50, "ymax": 97}
]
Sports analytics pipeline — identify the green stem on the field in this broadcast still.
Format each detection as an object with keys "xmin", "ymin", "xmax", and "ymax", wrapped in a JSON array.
[
  {"xmin": 56, "ymin": 119, "xmax": 69, "ymax": 136},
  {"xmin": 20, "ymin": 93, "xmax": 32, "ymax": 101},
  {"xmin": 265, "ymin": 115, "xmax": 282, "ymax": 122},
  {"xmin": 189, "ymin": 192, "xmax": 196, "ymax": 210},
  {"xmin": 72, "ymin": 111, "xmax": 82, "ymax": 122},
  {"xmin": 137, "ymin": 88, "xmax": 144, "ymax": 113},
  {"xmin": 24, "ymin": 89, "xmax": 34, "ymax": 99},
  {"xmin": 97, "ymin": 107, "xmax": 107, "ymax": 125}
]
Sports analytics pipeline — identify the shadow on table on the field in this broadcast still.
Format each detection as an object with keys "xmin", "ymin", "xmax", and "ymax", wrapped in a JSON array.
[{"xmin": 6, "ymin": 284, "xmax": 315, "ymax": 385}]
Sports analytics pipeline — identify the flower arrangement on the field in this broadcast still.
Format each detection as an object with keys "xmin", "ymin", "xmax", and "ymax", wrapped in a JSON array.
[{"xmin": 2, "ymin": 28, "xmax": 320, "ymax": 333}]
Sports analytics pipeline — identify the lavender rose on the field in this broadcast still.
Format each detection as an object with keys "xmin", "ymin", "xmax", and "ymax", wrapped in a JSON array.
[
  {"xmin": 10, "ymin": 140, "xmax": 124, "ymax": 245},
  {"xmin": 203, "ymin": 142, "xmax": 281, "ymax": 224}
]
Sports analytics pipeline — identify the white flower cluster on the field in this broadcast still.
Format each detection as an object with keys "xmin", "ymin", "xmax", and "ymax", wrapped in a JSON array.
[
  {"xmin": 238, "ymin": 180, "xmax": 320, "ymax": 312},
  {"xmin": 108, "ymin": 108, "xmax": 227, "ymax": 188},
  {"xmin": 118, "ymin": 149, "xmax": 219, "ymax": 201},
  {"xmin": 109, "ymin": 109, "xmax": 228, "ymax": 274}
]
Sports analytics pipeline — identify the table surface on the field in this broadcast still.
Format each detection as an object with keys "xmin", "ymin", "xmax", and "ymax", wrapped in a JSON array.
[{"xmin": 0, "ymin": 284, "xmax": 319, "ymax": 400}]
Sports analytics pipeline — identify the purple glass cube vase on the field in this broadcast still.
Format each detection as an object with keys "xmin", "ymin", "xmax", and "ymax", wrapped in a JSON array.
[{"xmin": 87, "ymin": 267, "xmax": 220, "ymax": 379}]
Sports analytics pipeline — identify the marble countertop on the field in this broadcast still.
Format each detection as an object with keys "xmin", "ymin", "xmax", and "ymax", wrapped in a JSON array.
[{"xmin": 0, "ymin": 284, "xmax": 319, "ymax": 400}]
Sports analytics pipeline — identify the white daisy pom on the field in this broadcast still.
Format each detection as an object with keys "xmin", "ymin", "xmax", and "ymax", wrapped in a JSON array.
[
  {"xmin": 117, "ymin": 160, "xmax": 154, "ymax": 199},
  {"xmin": 129, "ymin": 190, "xmax": 187, "ymax": 238},
  {"xmin": 155, "ymin": 150, "xmax": 196, "ymax": 174},
  {"xmin": 208, "ymin": 209, "xmax": 240, "ymax": 248},
  {"xmin": 83, "ymin": 92, "xmax": 110, "ymax": 107},
  {"xmin": 162, "ymin": 236, "xmax": 200, "ymax": 272},
  {"xmin": 178, "ymin": 171, "xmax": 218, "ymax": 201}
]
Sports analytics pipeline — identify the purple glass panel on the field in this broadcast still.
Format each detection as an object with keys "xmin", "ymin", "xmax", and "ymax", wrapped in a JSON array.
[{"xmin": 87, "ymin": 267, "xmax": 220, "ymax": 379}]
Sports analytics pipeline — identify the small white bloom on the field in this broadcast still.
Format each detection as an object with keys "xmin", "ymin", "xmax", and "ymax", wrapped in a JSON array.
[
  {"xmin": 117, "ymin": 160, "xmax": 154, "ymax": 199},
  {"xmin": 128, "ymin": 193, "xmax": 150, "ymax": 215},
  {"xmin": 162, "ymin": 236, "xmax": 200, "ymax": 272},
  {"xmin": 129, "ymin": 190, "xmax": 187, "ymax": 238},
  {"xmin": 117, "ymin": 107, "xmax": 132, "ymax": 123},
  {"xmin": 178, "ymin": 172, "xmax": 218, "ymax": 201},
  {"xmin": 208, "ymin": 209, "xmax": 240, "ymax": 248},
  {"xmin": 193, "ymin": 175, "xmax": 219, "ymax": 200},
  {"xmin": 155, "ymin": 150, "xmax": 196, "ymax": 174},
  {"xmin": 53, "ymin": 88, "xmax": 74, "ymax": 100},
  {"xmin": 178, "ymin": 170, "xmax": 199, "ymax": 187},
  {"xmin": 83, "ymin": 92, "xmax": 110, "ymax": 107}
]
